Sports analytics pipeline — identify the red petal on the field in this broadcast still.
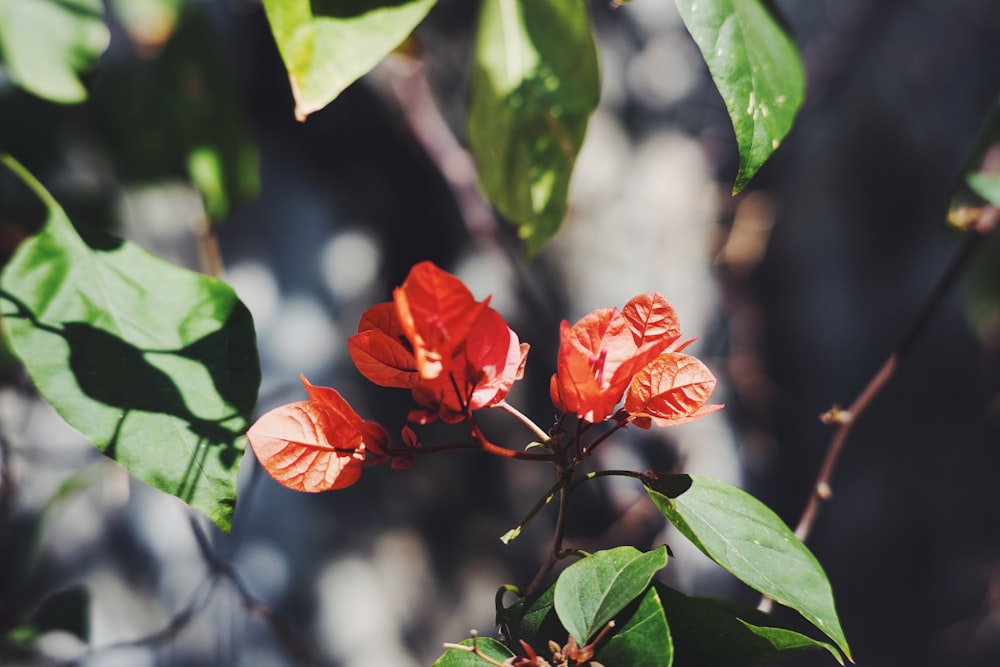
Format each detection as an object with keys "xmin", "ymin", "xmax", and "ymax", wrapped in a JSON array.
[
  {"xmin": 348, "ymin": 303, "xmax": 421, "ymax": 388},
  {"xmin": 624, "ymin": 353, "xmax": 720, "ymax": 425},
  {"xmin": 247, "ymin": 400, "xmax": 364, "ymax": 492},
  {"xmin": 622, "ymin": 292, "xmax": 681, "ymax": 349},
  {"xmin": 393, "ymin": 262, "xmax": 488, "ymax": 380}
]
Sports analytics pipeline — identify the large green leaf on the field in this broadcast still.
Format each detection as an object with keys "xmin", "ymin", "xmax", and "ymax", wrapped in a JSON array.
[
  {"xmin": 554, "ymin": 545, "xmax": 668, "ymax": 645},
  {"xmin": 658, "ymin": 584, "xmax": 842, "ymax": 666},
  {"xmin": 0, "ymin": 155, "xmax": 260, "ymax": 533},
  {"xmin": 432, "ymin": 637, "xmax": 514, "ymax": 666},
  {"xmin": 675, "ymin": 0, "xmax": 804, "ymax": 193},
  {"xmin": 0, "ymin": 0, "xmax": 109, "ymax": 103},
  {"xmin": 595, "ymin": 586, "xmax": 672, "ymax": 667},
  {"xmin": 468, "ymin": 0, "xmax": 599, "ymax": 256},
  {"xmin": 262, "ymin": 0, "xmax": 436, "ymax": 121},
  {"xmin": 643, "ymin": 473, "xmax": 850, "ymax": 659}
]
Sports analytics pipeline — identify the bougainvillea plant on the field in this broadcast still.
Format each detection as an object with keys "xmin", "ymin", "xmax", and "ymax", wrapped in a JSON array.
[{"xmin": 246, "ymin": 261, "xmax": 851, "ymax": 666}]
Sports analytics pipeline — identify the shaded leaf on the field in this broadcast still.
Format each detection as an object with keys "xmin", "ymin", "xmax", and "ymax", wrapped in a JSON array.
[
  {"xmin": 657, "ymin": 584, "xmax": 843, "ymax": 666},
  {"xmin": 595, "ymin": 586, "xmax": 672, "ymax": 667},
  {"xmin": 498, "ymin": 585, "xmax": 563, "ymax": 654},
  {"xmin": 643, "ymin": 472, "xmax": 850, "ymax": 659},
  {"xmin": 554, "ymin": 545, "xmax": 668, "ymax": 645},
  {"xmin": 0, "ymin": 0, "xmax": 109, "ymax": 103},
  {"xmin": 262, "ymin": 0, "xmax": 436, "ymax": 121},
  {"xmin": 468, "ymin": 0, "xmax": 599, "ymax": 255},
  {"xmin": 0, "ymin": 155, "xmax": 260, "ymax": 533},
  {"xmin": 432, "ymin": 637, "xmax": 515, "ymax": 666},
  {"xmin": 675, "ymin": 0, "xmax": 805, "ymax": 192}
]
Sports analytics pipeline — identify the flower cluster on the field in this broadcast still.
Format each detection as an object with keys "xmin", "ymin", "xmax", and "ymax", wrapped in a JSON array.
[{"xmin": 246, "ymin": 262, "xmax": 720, "ymax": 492}]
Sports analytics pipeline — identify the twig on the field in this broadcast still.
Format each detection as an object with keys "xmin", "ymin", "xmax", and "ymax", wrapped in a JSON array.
[
  {"xmin": 760, "ymin": 206, "xmax": 998, "ymax": 612},
  {"xmin": 525, "ymin": 478, "xmax": 573, "ymax": 596},
  {"xmin": 194, "ymin": 213, "xmax": 224, "ymax": 279}
]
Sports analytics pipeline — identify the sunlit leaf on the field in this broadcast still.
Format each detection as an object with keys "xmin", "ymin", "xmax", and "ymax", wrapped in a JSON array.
[
  {"xmin": 0, "ymin": 0, "xmax": 109, "ymax": 103},
  {"xmin": 554, "ymin": 546, "xmax": 668, "ymax": 645},
  {"xmin": 262, "ymin": 0, "xmax": 436, "ymax": 121},
  {"xmin": 624, "ymin": 352, "xmax": 721, "ymax": 427},
  {"xmin": 675, "ymin": 0, "xmax": 804, "ymax": 193},
  {"xmin": 468, "ymin": 0, "xmax": 599, "ymax": 256},
  {"xmin": 247, "ymin": 375, "xmax": 388, "ymax": 492},
  {"xmin": 432, "ymin": 637, "xmax": 515, "ymax": 666},
  {"xmin": 643, "ymin": 473, "xmax": 851, "ymax": 659},
  {"xmin": 622, "ymin": 292, "xmax": 681, "ymax": 349},
  {"xmin": 658, "ymin": 584, "xmax": 843, "ymax": 666},
  {"xmin": 0, "ymin": 155, "xmax": 260, "ymax": 533}
]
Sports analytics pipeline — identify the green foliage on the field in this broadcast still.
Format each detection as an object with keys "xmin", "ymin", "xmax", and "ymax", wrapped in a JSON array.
[
  {"xmin": 468, "ymin": 0, "xmax": 600, "ymax": 256},
  {"xmin": 642, "ymin": 473, "xmax": 850, "ymax": 660},
  {"xmin": 674, "ymin": 0, "xmax": 805, "ymax": 193},
  {"xmin": 262, "ymin": 0, "xmax": 437, "ymax": 121},
  {"xmin": 658, "ymin": 584, "xmax": 843, "ymax": 666},
  {"xmin": 553, "ymin": 545, "xmax": 668, "ymax": 645},
  {"xmin": 0, "ymin": 0, "xmax": 108, "ymax": 103},
  {"xmin": 593, "ymin": 586, "xmax": 672, "ymax": 667},
  {"xmin": 0, "ymin": 155, "xmax": 260, "ymax": 533}
]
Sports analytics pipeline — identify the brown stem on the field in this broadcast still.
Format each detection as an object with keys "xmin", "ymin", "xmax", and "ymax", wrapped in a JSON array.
[
  {"xmin": 195, "ymin": 213, "xmax": 224, "ymax": 278},
  {"xmin": 761, "ymin": 206, "xmax": 998, "ymax": 614},
  {"xmin": 525, "ymin": 474, "xmax": 573, "ymax": 596}
]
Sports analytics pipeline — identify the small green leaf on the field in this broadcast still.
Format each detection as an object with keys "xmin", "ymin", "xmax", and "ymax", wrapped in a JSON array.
[
  {"xmin": 967, "ymin": 172, "xmax": 1000, "ymax": 207},
  {"xmin": 262, "ymin": 0, "xmax": 436, "ymax": 121},
  {"xmin": 0, "ymin": 0, "xmax": 109, "ymax": 103},
  {"xmin": 0, "ymin": 155, "xmax": 260, "ymax": 533},
  {"xmin": 675, "ymin": 0, "xmax": 804, "ymax": 192},
  {"xmin": 554, "ymin": 545, "xmax": 668, "ymax": 645},
  {"xmin": 595, "ymin": 586, "xmax": 673, "ymax": 667},
  {"xmin": 658, "ymin": 584, "xmax": 843, "ymax": 666},
  {"xmin": 468, "ymin": 0, "xmax": 599, "ymax": 256},
  {"xmin": 643, "ymin": 473, "xmax": 850, "ymax": 660},
  {"xmin": 498, "ymin": 585, "xmax": 563, "ymax": 654},
  {"xmin": 432, "ymin": 637, "xmax": 515, "ymax": 666}
]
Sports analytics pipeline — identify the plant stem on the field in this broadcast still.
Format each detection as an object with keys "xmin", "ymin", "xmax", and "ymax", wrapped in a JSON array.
[
  {"xmin": 760, "ymin": 206, "xmax": 998, "ymax": 613},
  {"xmin": 525, "ymin": 474, "xmax": 573, "ymax": 596},
  {"xmin": 568, "ymin": 469, "xmax": 645, "ymax": 494},
  {"xmin": 502, "ymin": 477, "xmax": 564, "ymax": 543},
  {"xmin": 575, "ymin": 416, "xmax": 630, "ymax": 463},
  {"xmin": 495, "ymin": 400, "xmax": 551, "ymax": 442}
]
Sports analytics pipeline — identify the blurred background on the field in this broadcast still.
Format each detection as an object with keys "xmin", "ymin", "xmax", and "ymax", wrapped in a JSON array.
[{"xmin": 2, "ymin": 0, "xmax": 1000, "ymax": 665}]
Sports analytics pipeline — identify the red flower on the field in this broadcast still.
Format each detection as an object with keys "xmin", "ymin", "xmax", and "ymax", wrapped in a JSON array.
[
  {"xmin": 348, "ymin": 261, "xmax": 528, "ymax": 424},
  {"xmin": 550, "ymin": 292, "xmax": 684, "ymax": 423},
  {"xmin": 246, "ymin": 375, "xmax": 388, "ymax": 492}
]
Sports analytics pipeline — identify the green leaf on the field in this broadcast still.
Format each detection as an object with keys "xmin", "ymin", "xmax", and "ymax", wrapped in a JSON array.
[
  {"xmin": 0, "ymin": 0, "xmax": 109, "ymax": 103},
  {"xmin": 432, "ymin": 637, "xmax": 515, "ymax": 666},
  {"xmin": 0, "ymin": 155, "xmax": 260, "ymax": 533},
  {"xmin": 468, "ymin": 0, "xmax": 599, "ymax": 256},
  {"xmin": 554, "ymin": 545, "xmax": 668, "ymax": 645},
  {"xmin": 658, "ymin": 584, "xmax": 843, "ymax": 666},
  {"xmin": 967, "ymin": 172, "xmax": 1000, "ymax": 207},
  {"xmin": 498, "ymin": 585, "xmax": 564, "ymax": 654},
  {"xmin": 674, "ymin": 0, "xmax": 804, "ymax": 193},
  {"xmin": 595, "ymin": 586, "xmax": 673, "ymax": 667},
  {"xmin": 262, "ymin": 0, "xmax": 436, "ymax": 121},
  {"xmin": 643, "ymin": 473, "xmax": 850, "ymax": 660}
]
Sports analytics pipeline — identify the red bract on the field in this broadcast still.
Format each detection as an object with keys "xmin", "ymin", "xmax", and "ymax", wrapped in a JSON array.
[
  {"xmin": 348, "ymin": 261, "xmax": 528, "ymax": 424},
  {"xmin": 625, "ymin": 352, "xmax": 723, "ymax": 428},
  {"xmin": 409, "ymin": 306, "xmax": 529, "ymax": 424},
  {"xmin": 393, "ymin": 261, "xmax": 489, "ymax": 380},
  {"xmin": 550, "ymin": 293, "xmax": 684, "ymax": 423},
  {"xmin": 247, "ymin": 375, "xmax": 388, "ymax": 492}
]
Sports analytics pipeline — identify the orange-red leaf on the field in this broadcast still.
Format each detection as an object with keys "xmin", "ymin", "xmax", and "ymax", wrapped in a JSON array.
[
  {"xmin": 622, "ymin": 292, "xmax": 681, "ymax": 348},
  {"xmin": 393, "ymin": 261, "xmax": 489, "ymax": 380},
  {"xmin": 348, "ymin": 302, "xmax": 421, "ymax": 388},
  {"xmin": 246, "ymin": 376, "xmax": 388, "ymax": 492},
  {"xmin": 624, "ymin": 353, "xmax": 722, "ymax": 427}
]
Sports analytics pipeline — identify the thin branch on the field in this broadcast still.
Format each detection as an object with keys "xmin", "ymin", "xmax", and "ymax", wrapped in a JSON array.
[
  {"xmin": 195, "ymin": 213, "xmax": 224, "ymax": 278},
  {"xmin": 525, "ymin": 477, "xmax": 573, "ymax": 597},
  {"xmin": 494, "ymin": 400, "xmax": 551, "ymax": 443},
  {"xmin": 794, "ymin": 207, "xmax": 997, "ymax": 545}
]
